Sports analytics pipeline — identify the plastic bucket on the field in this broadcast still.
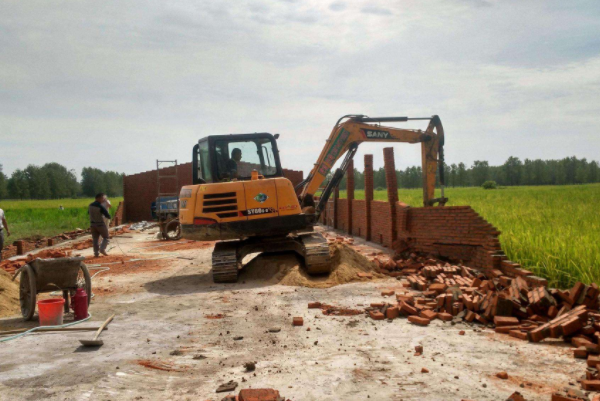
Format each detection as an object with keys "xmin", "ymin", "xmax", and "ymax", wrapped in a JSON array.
[{"xmin": 37, "ymin": 298, "xmax": 65, "ymax": 326}]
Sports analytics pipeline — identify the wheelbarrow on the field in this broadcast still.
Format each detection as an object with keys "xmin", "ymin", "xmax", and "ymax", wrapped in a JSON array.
[{"xmin": 15, "ymin": 257, "xmax": 91, "ymax": 321}]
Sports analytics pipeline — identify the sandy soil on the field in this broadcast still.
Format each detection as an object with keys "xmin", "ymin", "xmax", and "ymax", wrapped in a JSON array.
[{"xmin": 0, "ymin": 229, "xmax": 590, "ymax": 400}]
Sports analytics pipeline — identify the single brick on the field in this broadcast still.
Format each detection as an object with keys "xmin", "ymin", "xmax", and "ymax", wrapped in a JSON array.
[
  {"xmin": 496, "ymin": 371, "xmax": 508, "ymax": 380},
  {"xmin": 385, "ymin": 306, "xmax": 400, "ymax": 320},
  {"xmin": 239, "ymin": 389, "xmax": 282, "ymax": 401},
  {"xmin": 381, "ymin": 290, "xmax": 395, "ymax": 297},
  {"xmin": 494, "ymin": 316, "xmax": 519, "ymax": 326},
  {"xmin": 308, "ymin": 302, "xmax": 322, "ymax": 309},
  {"xmin": 421, "ymin": 310, "xmax": 438, "ymax": 320},
  {"xmin": 292, "ymin": 317, "xmax": 304, "ymax": 326},
  {"xmin": 438, "ymin": 312, "xmax": 453, "ymax": 321},
  {"xmin": 408, "ymin": 316, "xmax": 431, "ymax": 326},
  {"xmin": 421, "ymin": 367, "xmax": 429, "ymax": 373},
  {"xmin": 581, "ymin": 380, "xmax": 600, "ymax": 391},
  {"xmin": 509, "ymin": 330, "xmax": 528, "ymax": 340},
  {"xmin": 369, "ymin": 311, "xmax": 385, "ymax": 320}
]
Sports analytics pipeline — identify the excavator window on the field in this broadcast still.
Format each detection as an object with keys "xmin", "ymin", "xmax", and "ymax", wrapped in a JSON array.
[{"xmin": 214, "ymin": 138, "xmax": 278, "ymax": 181}]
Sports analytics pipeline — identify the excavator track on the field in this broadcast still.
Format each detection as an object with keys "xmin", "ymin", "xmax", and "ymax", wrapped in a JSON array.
[
  {"xmin": 212, "ymin": 241, "xmax": 239, "ymax": 283},
  {"xmin": 301, "ymin": 233, "xmax": 332, "ymax": 275}
]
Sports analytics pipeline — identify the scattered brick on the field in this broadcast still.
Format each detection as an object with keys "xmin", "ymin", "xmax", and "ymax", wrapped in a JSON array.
[
  {"xmin": 308, "ymin": 302, "xmax": 321, "ymax": 309},
  {"xmin": 421, "ymin": 368, "xmax": 429, "ymax": 373},
  {"xmin": 408, "ymin": 316, "xmax": 430, "ymax": 326},
  {"xmin": 292, "ymin": 317, "xmax": 304, "ymax": 326},
  {"xmin": 496, "ymin": 371, "xmax": 508, "ymax": 380},
  {"xmin": 369, "ymin": 311, "xmax": 385, "ymax": 320},
  {"xmin": 381, "ymin": 290, "xmax": 395, "ymax": 296}
]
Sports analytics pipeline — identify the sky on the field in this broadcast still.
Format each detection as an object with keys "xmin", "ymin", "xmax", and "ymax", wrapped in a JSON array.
[{"xmin": 1, "ymin": 0, "xmax": 599, "ymax": 177}]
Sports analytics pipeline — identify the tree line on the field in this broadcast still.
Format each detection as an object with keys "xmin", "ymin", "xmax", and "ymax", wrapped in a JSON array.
[
  {"xmin": 339, "ymin": 156, "xmax": 600, "ymax": 190},
  {"xmin": 0, "ymin": 163, "xmax": 124, "ymax": 200}
]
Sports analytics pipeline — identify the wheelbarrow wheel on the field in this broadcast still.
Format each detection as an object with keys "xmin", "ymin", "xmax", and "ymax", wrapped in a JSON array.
[
  {"xmin": 20, "ymin": 264, "xmax": 37, "ymax": 321},
  {"xmin": 77, "ymin": 262, "xmax": 92, "ymax": 306}
]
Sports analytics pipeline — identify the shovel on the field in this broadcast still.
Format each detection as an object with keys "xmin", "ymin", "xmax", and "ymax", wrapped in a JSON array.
[{"xmin": 79, "ymin": 314, "xmax": 115, "ymax": 347}]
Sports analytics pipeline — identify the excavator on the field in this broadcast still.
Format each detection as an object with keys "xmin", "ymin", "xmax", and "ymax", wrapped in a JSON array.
[{"xmin": 179, "ymin": 115, "xmax": 446, "ymax": 283}]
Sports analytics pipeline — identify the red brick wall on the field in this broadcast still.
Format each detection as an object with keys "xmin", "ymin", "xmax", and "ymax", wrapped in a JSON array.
[
  {"xmin": 351, "ymin": 200, "xmax": 367, "ymax": 238},
  {"xmin": 110, "ymin": 201, "xmax": 124, "ymax": 227},
  {"xmin": 336, "ymin": 199, "xmax": 349, "ymax": 232},
  {"xmin": 123, "ymin": 162, "xmax": 303, "ymax": 222},
  {"xmin": 370, "ymin": 201, "xmax": 394, "ymax": 247},
  {"xmin": 320, "ymin": 148, "xmax": 510, "ymax": 274}
]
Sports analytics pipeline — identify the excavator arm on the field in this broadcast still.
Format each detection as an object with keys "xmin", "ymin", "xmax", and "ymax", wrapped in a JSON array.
[{"xmin": 297, "ymin": 115, "xmax": 446, "ymax": 215}]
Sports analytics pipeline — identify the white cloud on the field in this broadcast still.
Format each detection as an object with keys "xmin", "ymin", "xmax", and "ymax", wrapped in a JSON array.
[{"xmin": 0, "ymin": 0, "xmax": 599, "ymax": 177}]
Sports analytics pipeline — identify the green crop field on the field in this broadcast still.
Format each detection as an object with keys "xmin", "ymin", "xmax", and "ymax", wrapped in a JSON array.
[
  {"xmin": 0, "ymin": 198, "xmax": 123, "ymax": 242},
  {"xmin": 339, "ymin": 184, "xmax": 600, "ymax": 288}
]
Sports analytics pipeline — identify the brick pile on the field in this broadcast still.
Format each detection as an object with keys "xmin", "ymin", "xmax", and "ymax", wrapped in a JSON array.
[
  {"xmin": 1, "ymin": 228, "xmax": 89, "ymax": 260},
  {"xmin": 357, "ymin": 251, "xmax": 600, "ymax": 397},
  {"xmin": 0, "ymin": 249, "xmax": 72, "ymax": 274}
]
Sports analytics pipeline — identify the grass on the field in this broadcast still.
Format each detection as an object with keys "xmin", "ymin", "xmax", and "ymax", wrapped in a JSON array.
[
  {"xmin": 0, "ymin": 198, "xmax": 123, "ymax": 242},
  {"xmin": 338, "ymin": 184, "xmax": 600, "ymax": 288}
]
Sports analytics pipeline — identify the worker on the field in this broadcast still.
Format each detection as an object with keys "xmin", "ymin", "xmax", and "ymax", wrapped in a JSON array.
[
  {"xmin": 225, "ymin": 148, "xmax": 242, "ymax": 178},
  {"xmin": 88, "ymin": 193, "xmax": 112, "ymax": 257},
  {"xmin": 0, "ymin": 206, "xmax": 10, "ymax": 262}
]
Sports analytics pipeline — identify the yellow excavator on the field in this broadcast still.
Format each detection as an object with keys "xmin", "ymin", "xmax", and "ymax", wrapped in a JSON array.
[{"xmin": 179, "ymin": 115, "xmax": 447, "ymax": 282}]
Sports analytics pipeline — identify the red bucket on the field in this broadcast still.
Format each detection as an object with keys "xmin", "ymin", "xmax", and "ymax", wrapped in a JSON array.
[{"xmin": 37, "ymin": 298, "xmax": 65, "ymax": 326}]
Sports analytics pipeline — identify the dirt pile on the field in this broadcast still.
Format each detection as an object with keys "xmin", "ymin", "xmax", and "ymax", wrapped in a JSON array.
[
  {"xmin": 240, "ymin": 244, "xmax": 384, "ymax": 288},
  {"xmin": 0, "ymin": 269, "xmax": 20, "ymax": 318}
]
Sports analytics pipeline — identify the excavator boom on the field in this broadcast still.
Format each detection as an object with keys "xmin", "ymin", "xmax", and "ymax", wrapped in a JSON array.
[{"xmin": 297, "ymin": 115, "xmax": 446, "ymax": 212}]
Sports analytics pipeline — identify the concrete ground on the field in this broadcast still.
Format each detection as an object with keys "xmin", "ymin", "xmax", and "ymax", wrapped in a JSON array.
[{"xmin": 0, "ymin": 228, "xmax": 589, "ymax": 401}]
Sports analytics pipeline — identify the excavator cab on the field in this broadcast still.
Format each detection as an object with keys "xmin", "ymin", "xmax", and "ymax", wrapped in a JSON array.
[{"xmin": 192, "ymin": 133, "xmax": 283, "ymax": 184}]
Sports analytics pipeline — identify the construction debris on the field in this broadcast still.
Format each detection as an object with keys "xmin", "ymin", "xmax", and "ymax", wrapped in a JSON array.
[{"xmin": 309, "ymin": 246, "xmax": 600, "ymax": 397}]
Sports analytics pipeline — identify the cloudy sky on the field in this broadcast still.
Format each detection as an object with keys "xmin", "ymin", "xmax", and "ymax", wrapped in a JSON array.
[{"xmin": 1, "ymin": 0, "xmax": 599, "ymax": 177}]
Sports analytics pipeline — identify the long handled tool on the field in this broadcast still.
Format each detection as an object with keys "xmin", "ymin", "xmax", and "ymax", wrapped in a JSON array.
[{"xmin": 79, "ymin": 314, "xmax": 115, "ymax": 347}]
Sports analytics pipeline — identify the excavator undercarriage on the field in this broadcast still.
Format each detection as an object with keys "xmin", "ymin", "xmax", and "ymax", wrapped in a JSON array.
[{"xmin": 211, "ymin": 232, "xmax": 331, "ymax": 283}]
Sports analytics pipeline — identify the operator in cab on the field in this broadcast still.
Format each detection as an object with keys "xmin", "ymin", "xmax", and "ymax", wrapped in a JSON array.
[{"xmin": 225, "ymin": 148, "xmax": 242, "ymax": 179}]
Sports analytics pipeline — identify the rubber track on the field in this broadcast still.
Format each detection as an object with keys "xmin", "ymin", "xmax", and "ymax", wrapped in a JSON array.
[
  {"xmin": 212, "ymin": 242, "xmax": 239, "ymax": 283},
  {"xmin": 302, "ymin": 234, "xmax": 332, "ymax": 274}
]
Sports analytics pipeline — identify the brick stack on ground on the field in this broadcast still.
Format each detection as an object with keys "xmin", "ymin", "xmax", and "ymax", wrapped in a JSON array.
[{"xmin": 323, "ymin": 244, "xmax": 600, "ymax": 398}]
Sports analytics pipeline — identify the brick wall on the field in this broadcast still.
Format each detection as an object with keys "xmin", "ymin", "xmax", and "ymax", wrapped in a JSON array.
[
  {"xmin": 351, "ymin": 200, "xmax": 367, "ymax": 238},
  {"xmin": 370, "ymin": 201, "xmax": 394, "ymax": 247},
  {"xmin": 110, "ymin": 201, "xmax": 125, "ymax": 227},
  {"xmin": 123, "ymin": 162, "xmax": 304, "ymax": 222},
  {"xmin": 321, "ymin": 147, "xmax": 516, "ymax": 275}
]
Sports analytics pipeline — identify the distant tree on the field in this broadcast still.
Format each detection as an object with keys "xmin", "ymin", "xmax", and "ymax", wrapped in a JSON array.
[
  {"xmin": 7, "ymin": 169, "xmax": 30, "ymax": 199},
  {"xmin": 471, "ymin": 161, "xmax": 490, "ymax": 186},
  {"xmin": 457, "ymin": 162, "xmax": 467, "ymax": 186},
  {"xmin": 81, "ymin": 167, "xmax": 123, "ymax": 197},
  {"xmin": 0, "ymin": 164, "xmax": 7, "ymax": 199},
  {"xmin": 502, "ymin": 156, "xmax": 523, "ymax": 186}
]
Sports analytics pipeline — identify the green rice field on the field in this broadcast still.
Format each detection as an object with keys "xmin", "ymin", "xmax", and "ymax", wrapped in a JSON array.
[
  {"xmin": 339, "ymin": 184, "xmax": 600, "ymax": 288},
  {"xmin": 2, "ymin": 185, "xmax": 599, "ymax": 288},
  {"xmin": 0, "ymin": 198, "xmax": 122, "ymax": 242}
]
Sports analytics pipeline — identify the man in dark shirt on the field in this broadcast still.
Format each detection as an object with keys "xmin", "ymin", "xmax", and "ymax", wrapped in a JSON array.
[
  {"xmin": 88, "ymin": 193, "xmax": 112, "ymax": 257},
  {"xmin": 225, "ymin": 148, "xmax": 242, "ymax": 179}
]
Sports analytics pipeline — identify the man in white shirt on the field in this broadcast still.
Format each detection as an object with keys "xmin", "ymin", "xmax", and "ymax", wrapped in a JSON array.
[{"xmin": 0, "ymin": 208, "xmax": 11, "ymax": 261}]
